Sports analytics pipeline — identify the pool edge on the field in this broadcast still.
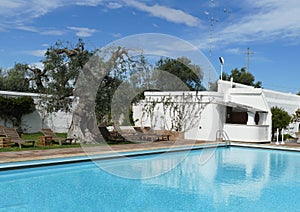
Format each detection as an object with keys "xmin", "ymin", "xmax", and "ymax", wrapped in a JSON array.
[{"xmin": 0, "ymin": 143, "xmax": 226, "ymax": 171}]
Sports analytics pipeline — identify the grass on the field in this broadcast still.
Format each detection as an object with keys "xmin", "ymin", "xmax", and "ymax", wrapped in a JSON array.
[
  {"xmin": 0, "ymin": 132, "xmax": 81, "ymax": 152},
  {"xmin": 0, "ymin": 132, "xmax": 133, "ymax": 152}
]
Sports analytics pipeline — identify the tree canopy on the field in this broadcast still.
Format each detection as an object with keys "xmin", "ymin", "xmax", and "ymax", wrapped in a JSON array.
[
  {"xmin": 155, "ymin": 57, "xmax": 205, "ymax": 91},
  {"xmin": 292, "ymin": 108, "xmax": 300, "ymax": 122},
  {"xmin": 0, "ymin": 38, "xmax": 211, "ymax": 143},
  {"xmin": 271, "ymin": 106, "xmax": 291, "ymax": 139},
  {"xmin": 0, "ymin": 96, "xmax": 35, "ymax": 129},
  {"xmin": 222, "ymin": 67, "xmax": 262, "ymax": 88},
  {"xmin": 0, "ymin": 64, "xmax": 31, "ymax": 92}
]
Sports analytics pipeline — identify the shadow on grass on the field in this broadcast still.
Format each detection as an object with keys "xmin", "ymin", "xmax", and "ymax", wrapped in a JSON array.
[{"xmin": 0, "ymin": 133, "xmax": 134, "ymax": 152}]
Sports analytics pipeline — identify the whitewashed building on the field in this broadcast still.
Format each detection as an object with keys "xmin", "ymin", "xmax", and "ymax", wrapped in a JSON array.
[
  {"xmin": 133, "ymin": 80, "xmax": 300, "ymax": 143},
  {"xmin": 0, "ymin": 90, "xmax": 72, "ymax": 133},
  {"xmin": 1, "ymin": 80, "xmax": 299, "ymax": 142}
]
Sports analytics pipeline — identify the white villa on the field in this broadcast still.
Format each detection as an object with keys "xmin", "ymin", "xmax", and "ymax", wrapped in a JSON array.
[
  {"xmin": 133, "ymin": 80, "xmax": 300, "ymax": 143},
  {"xmin": 0, "ymin": 80, "xmax": 300, "ymax": 143}
]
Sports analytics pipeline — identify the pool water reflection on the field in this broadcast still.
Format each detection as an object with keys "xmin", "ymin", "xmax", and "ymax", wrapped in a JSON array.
[{"xmin": 1, "ymin": 147, "xmax": 300, "ymax": 211}]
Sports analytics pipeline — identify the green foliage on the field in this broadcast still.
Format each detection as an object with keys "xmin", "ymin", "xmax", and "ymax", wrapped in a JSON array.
[
  {"xmin": 292, "ymin": 108, "xmax": 300, "ymax": 122},
  {"xmin": 0, "ymin": 96, "xmax": 35, "ymax": 127},
  {"xmin": 223, "ymin": 67, "xmax": 262, "ymax": 88},
  {"xmin": 271, "ymin": 107, "xmax": 291, "ymax": 139},
  {"xmin": 41, "ymin": 39, "xmax": 93, "ymax": 113},
  {"xmin": 155, "ymin": 57, "xmax": 205, "ymax": 91},
  {"xmin": 0, "ymin": 64, "xmax": 31, "ymax": 92}
]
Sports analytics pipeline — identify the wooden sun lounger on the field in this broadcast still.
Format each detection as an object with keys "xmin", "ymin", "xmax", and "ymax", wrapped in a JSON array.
[
  {"xmin": 133, "ymin": 127, "xmax": 161, "ymax": 142},
  {"xmin": 41, "ymin": 128, "xmax": 74, "ymax": 145},
  {"xmin": 3, "ymin": 127, "xmax": 35, "ymax": 149},
  {"xmin": 134, "ymin": 127, "xmax": 171, "ymax": 141},
  {"xmin": 99, "ymin": 126, "xmax": 125, "ymax": 141}
]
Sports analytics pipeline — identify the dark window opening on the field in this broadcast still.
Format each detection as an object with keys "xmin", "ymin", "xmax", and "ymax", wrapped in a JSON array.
[
  {"xmin": 255, "ymin": 112, "xmax": 259, "ymax": 125},
  {"xmin": 226, "ymin": 106, "xmax": 248, "ymax": 124}
]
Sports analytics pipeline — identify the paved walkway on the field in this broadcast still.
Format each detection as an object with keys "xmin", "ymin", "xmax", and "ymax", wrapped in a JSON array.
[
  {"xmin": 1, "ymin": 140, "xmax": 300, "ymax": 164},
  {"xmin": 0, "ymin": 140, "xmax": 211, "ymax": 163}
]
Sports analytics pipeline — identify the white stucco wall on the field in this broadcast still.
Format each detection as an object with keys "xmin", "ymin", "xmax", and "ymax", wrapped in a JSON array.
[
  {"xmin": 263, "ymin": 89, "xmax": 300, "ymax": 115},
  {"xmin": 133, "ymin": 80, "xmax": 300, "ymax": 143},
  {"xmin": 0, "ymin": 90, "xmax": 72, "ymax": 133},
  {"xmin": 184, "ymin": 103, "xmax": 225, "ymax": 141},
  {"xmin": 133, "ymin": 91, "xmax": 225, "ymax": 141},
  {"xmin": 224, "ymin": 124, "xmax": 269, "ymax": 142}
]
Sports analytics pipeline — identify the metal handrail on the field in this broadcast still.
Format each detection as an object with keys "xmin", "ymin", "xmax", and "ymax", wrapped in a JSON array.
[{"xmin": 216, "ymin": 129, "xmax": 230, "ymax": 146}]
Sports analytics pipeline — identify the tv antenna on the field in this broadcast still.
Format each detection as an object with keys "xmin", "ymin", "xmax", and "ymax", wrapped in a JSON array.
[
  {"xmin": 244, "ymin": 47, "xmax": 255, "ymax": 72},
  {"xmin": 205, "ymin": 0, "xmax": 231, "ymax": 59}
]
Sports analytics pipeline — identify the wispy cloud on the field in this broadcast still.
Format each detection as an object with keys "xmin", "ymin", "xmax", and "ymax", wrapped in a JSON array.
[
  {"xmin": 41, "ymin": 29, "xmax": 65, "ymax": 36},
  {"xmin": 68, "ymin": 26, "xmax": 97, "ymax": 37},
  {"xmin": 225, "ymin": 48, "xmax": 242, "ymax": 55},
  {"xmin": 0, "ymin": 0, "xmax": 62, "ymax": 19},
  {"xmin": 111, "ymin": 33, "xmax": 122, "ymax": 38},
  {"xmin": 75, "ymin": 0, "xmax": 104, "ymax": 7},
  {"xmin": 21, "ymin": 49, "xmax": 46, "ymax": 57},
  {"xmin": 107, "ymin": 2, "xmax": 122, "ymax": 9},
  {"xmin": 124, "ymin": 0, "xmax": 201, "ymax": 27},
  {"xmin": 0, "ymin": 0, "xmax": 65, "ymax": 32},
  {"xmin": 198, "ymin": 0, "xmax": 300, "ymax": 49},
  {"xmin": 29, "ymin": 50, "xmax": 46, "ymax": 57},
  {"xmin": 15, "ymin": 25, "xmax": 65, "ymax": 35}
]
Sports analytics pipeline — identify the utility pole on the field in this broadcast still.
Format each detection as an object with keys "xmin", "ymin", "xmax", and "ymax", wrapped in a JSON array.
[{"xmin": 245, "ymin": 47, "xmax": 255, "ymax": 72}]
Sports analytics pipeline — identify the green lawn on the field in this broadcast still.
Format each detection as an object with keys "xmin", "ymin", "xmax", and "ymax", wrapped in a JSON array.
[
  {"xmin": 0, "ymin": 133, "xmax": 132, "ymax": 152},
  {"xmin": 0, "ymin": 133, "xmax": 81, "ymax": 152}
]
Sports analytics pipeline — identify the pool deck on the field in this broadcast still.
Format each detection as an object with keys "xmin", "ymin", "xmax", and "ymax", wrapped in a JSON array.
[
  {"xmin": 1, "ymin": 140, "xmax": 300, "ymax": 164},
  {"xmin": 0, "ymin": 140, "xmax": 216, "ymax": 164}
]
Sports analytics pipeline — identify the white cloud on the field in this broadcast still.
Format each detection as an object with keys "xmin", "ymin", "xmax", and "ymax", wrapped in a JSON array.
[
  {"xmin": 107, "ymin": 2, "xmax": 122, "ymax": 9},
  {"xmin": 15, "ymin": 25, "xmax": 38, "ymax": 32},
  {"xmin": 75, "ymin": 0, "xmax": 103, "ymax": 7},
  {"xmin": 68, "ymin": 26, "xmax": 97, "ymax": 37},
  {"xmin": 14, "ymin": 25, "xmax": 65, "ymax": 36},
  {"xmin": 111, "ymin": 33, "xmax": 122, "ymax": 38},
  {"xmin": 152, "ymin": 23, "xmax": 159, "ymax": 28},
  {"xmin": 30, "ymin": 50, "xmax": 46, "ymax": 57},
  {"xmin": 124, "ymin": 0, "xmax": 201, "ymax": 27},
  {"xmin": 0, "ymin": 0, "xmax": 63, "ymax": 19},
  {"xmin": 195, "ymin": 0, "xmax": 300, "ymax": 49},
  {"xmin": 41, "ymin": 29, "xmax": 65, "ymax": 36},
  {"xmin": 21, "ymin": 50, "xmax": 46, "ymax": 57},
  {"xmin": 225, "ymin": 48, "xmax": 242, "ymax": 55}
]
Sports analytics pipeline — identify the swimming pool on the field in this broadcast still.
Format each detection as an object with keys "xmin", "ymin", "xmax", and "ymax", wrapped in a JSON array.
[{"xmin": 1, "ymin": 147, "xmax": 300, "ymax": 211}]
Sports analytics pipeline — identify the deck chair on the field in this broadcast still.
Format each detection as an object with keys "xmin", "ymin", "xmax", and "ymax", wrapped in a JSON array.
[
  {"xmin": 134, "ymin": 127, "xmax": 170, "ymax": 141},
  {"xmin": 41, "ymin": 128, "xmax": 73, "ymax": 145},
  {"xmin": 133, "ymin": 127, "xmax": 160, "ymax": 142},
  {"xmin": 0, "ymin": 125, "xmax": 6, "ymax": 137},
  {"xmin": 99, "ymin": 126, "xmax": 125, "ymax": 141},
  {"xmin": 3, "ymin": 127, "xmax": 35, "ymax": 149},
  {"xmin": 296, "ymin": 132, "xmax": 300, "ymax": 143}
]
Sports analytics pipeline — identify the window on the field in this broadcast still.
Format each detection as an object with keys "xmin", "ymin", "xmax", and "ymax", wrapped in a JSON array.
[{"xmin": 226, "ymin": 106, "xmax": 248, "ymax": 124}]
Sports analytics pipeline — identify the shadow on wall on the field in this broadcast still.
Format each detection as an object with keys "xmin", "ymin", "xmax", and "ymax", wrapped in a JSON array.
[{"xmin": 3, "ymin": 110, "xmax": 73, "ymax": 134}]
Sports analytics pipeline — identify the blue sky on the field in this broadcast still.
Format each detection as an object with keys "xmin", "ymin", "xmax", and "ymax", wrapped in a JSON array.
[{"xmin": 0, "ymin": 0, "xmax": 299, "ymax": 93}]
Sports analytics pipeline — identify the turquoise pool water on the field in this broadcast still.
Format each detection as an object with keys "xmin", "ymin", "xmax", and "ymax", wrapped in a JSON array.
[{"xmin": 1, "ymin": 147, "xmax": 300, "ymax": 211}]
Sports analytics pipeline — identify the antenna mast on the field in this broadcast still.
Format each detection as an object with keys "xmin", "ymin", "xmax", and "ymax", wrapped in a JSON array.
[
  {"xmin": 209, "ymin": 0, "xmax": 215, "ymax": 59},
  {"xmin": 245, "ymin": 47, "xmax": 255, "ymax": 71}
]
